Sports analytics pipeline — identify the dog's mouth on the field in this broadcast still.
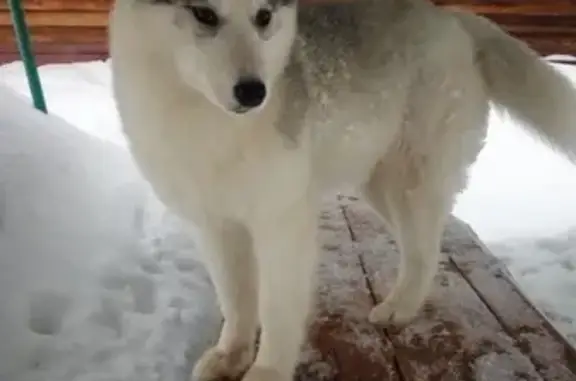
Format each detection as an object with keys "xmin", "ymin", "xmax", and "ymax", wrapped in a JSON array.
[
  {"xmin": 232, "ymin": 104, "xmax": 265, "ymax": 115},
  {"xmin": 233, "ymin": 106, "xmax": 251, "ymax": 114}
]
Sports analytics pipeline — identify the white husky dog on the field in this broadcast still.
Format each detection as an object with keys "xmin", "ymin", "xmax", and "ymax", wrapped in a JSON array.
[{"xmin": 109, "ymin": 0, "xmax": 576, "ymax": 380}]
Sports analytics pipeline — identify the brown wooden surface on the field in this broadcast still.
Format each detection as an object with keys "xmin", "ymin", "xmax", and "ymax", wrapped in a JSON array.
[
  {"xmin": 0, "ymin": 0, "xmax": 576, "ymax": 64},
  {"xmin": 0, "ymin": 0, "xmax": 110, "ymax": 64},
  {"xmin": 296, "ymin": 196, "xmax": 576, "ymax": 381}
]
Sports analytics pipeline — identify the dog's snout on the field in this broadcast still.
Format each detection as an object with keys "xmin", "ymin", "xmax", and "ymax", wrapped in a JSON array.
[{"xmin": 233, "ymin": 78, "xmax": 266, "ymax": 109}]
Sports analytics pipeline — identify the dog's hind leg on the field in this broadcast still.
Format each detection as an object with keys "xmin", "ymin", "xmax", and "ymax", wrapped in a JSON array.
[
  {"xmin": 243, "ymin": 196, "xmax": 319, "ymax": 381},
  {"xmin": 192, "ymin": 220, "xmax": 258, "ymax": 381},
  {"xmin": 362, "ymin": 152, "xmax": 461, "ymax": 325},
  {"xmin": 362, "ymin": 69, "xmax": 488, "ymax": 325}
]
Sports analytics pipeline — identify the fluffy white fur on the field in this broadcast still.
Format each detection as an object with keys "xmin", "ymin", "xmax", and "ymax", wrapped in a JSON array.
[{"xmin": 109, "ymin": 0, "xmax": 576, "ymax": 380}]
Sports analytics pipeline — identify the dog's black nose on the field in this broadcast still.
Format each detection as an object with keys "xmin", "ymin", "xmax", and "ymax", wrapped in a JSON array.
[{"xmin": 233, "ymin": 78, "xmax": 266, "ymax": 108}]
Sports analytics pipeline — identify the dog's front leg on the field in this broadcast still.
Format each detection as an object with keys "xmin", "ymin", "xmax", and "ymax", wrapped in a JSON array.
[
  {"xmin": 192, "ymin": 220, "xmax": 258, "ymax": 381},
  {"xmin": 243, "ymin": 196, "xmax": 319, "ymax": 381}
]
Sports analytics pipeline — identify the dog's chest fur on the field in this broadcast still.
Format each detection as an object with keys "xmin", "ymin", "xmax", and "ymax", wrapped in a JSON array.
[{"xmin": 119, "ymin": 83, "xmax": 311, "ymax": 222}]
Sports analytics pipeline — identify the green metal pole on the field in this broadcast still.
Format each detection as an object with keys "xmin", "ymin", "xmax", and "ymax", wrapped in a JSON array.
[{"xmin": 8, "ymin": 0, "xmax": 47, "ymax": 113}]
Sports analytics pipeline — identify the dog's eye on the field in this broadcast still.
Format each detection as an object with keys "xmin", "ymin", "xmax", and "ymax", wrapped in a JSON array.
[
  {"xmin": 254, "ymin": 9, "xmax": 272, "ymax": 29},
  {"xmin": 190, "ymin": 6, "xmax": 220, "ymax": 28}
]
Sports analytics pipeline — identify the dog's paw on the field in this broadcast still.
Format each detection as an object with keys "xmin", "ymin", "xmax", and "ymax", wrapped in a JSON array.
[
  {"xmin": 191, "ymin": 345, "xmax": 254, "ymax": 381},
  {"xmin": 242, "ymin": 365, "xmax": 286, "ymax": 381},
  {"xmin": 368, "ymin": 296, "xmax": 422, "ymax": 326}
]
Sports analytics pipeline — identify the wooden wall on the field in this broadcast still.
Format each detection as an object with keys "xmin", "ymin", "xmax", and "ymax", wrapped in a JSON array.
[
  {"xmin": 437, "ymin": 0, "xmax": 576, "ymax": 59},
  {"xmin": 0, "ymin": 0, "xmax": 575, "ymax": 65},
  {"xmin": 0, "ymin": 0, "xmax": 110, "ymax": 64}
]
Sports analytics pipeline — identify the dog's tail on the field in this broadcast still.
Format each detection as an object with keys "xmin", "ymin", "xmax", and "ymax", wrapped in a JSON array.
[{"xmin": 451, "ymin": 9, "xmax": 576, "ymax": 161}]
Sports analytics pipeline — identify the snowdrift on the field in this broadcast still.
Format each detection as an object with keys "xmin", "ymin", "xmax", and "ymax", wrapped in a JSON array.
[{"xmin": 0, "ymin": 86, "xmax": 220, "ymax": 381}]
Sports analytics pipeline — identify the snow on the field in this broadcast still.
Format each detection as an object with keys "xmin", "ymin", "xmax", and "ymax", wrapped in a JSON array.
[
  {"xmin": 0, "ymin": 55, "xmax": 575, "ymax": 378},
  {"xmin": 0, "ymin": 60, "xmax": 124, "ymax": 147},
  {"xmin": 0, "ymin": 85, "xmax": 221, "ymax": 380},
  {"xmin": 453, "ymin": 61, "xmax": 576, "ymax": 346}
]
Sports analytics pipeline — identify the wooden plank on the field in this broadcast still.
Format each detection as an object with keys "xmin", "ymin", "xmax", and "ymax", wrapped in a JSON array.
[
  {"xmin": 0, "ymin": 42, "xmax": 108, "ymax": 54},
  {"xmin": 464, "ymin": 6, "xmax": 576, "ymax": 16},
  {"xmin": 490, "ymin": 17, "xmax": 576, "ymax": 30},
  {"xmin": 0, "ymin": 26, "xmax": 107, "ymax": 44},
  {"xmin": 342, "ymin": 199, "xmax": 562, "ymax": 381},
  {"xmin": 435, "ymin": 0, "xmax": 574, "ymax": 7},
  {"xmin": 0, "ymin": 52, "xmax": 108, "ymax": 65},
  {"xmin": 0, "ymin": 11, "xmax": 109, "ymax": 27},
  {"xmin": 0, "ymin": 0, "xmax": 113, "ymax": 11},
  {"xmin": 0, "ymin": 40, "xmax": 108, "ymax": 64},
  {"xmin": 297, "ymin": 199, "xmax": 401, "ymax": 381},
  {"xmin": 443, "ymin": 220, "xmax": 576, "ymax": 380},
  {"xmin": 526, "ymin": 41, "xmax": 576, "ymax": 57}
]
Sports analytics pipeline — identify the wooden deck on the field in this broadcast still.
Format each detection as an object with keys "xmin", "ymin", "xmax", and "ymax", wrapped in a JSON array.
[{"xmin": 296, "ymin": 196, "xmax": 576, "ymax": 381}]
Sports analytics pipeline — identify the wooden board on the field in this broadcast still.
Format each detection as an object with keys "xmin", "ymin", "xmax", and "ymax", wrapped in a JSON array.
[
  {"xmin": 297, "ymin": 199, "xmax": 401, "ymax": 381},
  {"xmin": 297, "ymin": 196, "xmax": 576, "ymax": 381},
  {"xmin": 1, "ymin": 0, "xmax": 576, "ymax": 64}
]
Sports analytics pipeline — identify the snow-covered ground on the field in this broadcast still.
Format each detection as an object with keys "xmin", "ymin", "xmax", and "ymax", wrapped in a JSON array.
[
  {"xmin": 0, "ymin": 84, "xmax": 221, "ymax": 381},
  {"xmin": 453, "ymin": 62, "xmax": 576, "ymax": 345},
  {"xmin": 0, "ymin": 57, "xmax": 575, "ymax": 379}
]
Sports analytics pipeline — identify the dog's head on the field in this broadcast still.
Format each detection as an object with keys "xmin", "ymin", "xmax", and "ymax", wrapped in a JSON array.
[{"xmin": 131, "ymin": 0, "xmax": 298, "ymax": 114}]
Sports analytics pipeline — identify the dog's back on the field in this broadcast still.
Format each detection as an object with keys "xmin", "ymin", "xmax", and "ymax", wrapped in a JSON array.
[
  {"xmin": 286, "ymin": 0, "xmax": 576, "ymax": 188},
  {"xmin": 288, "ymin": 0, "xmax": 488, "ymax": 188}
]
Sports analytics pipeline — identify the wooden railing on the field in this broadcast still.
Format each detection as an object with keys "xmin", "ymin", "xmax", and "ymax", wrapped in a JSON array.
[{"xmin": 1, "ymin": 0, "xmax": 575, "ymax": 64}]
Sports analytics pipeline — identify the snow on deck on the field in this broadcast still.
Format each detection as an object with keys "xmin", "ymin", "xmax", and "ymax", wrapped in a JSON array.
[{"xmin": 296, "ymin": 196, "xmax": 576, "ymax": 381}]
